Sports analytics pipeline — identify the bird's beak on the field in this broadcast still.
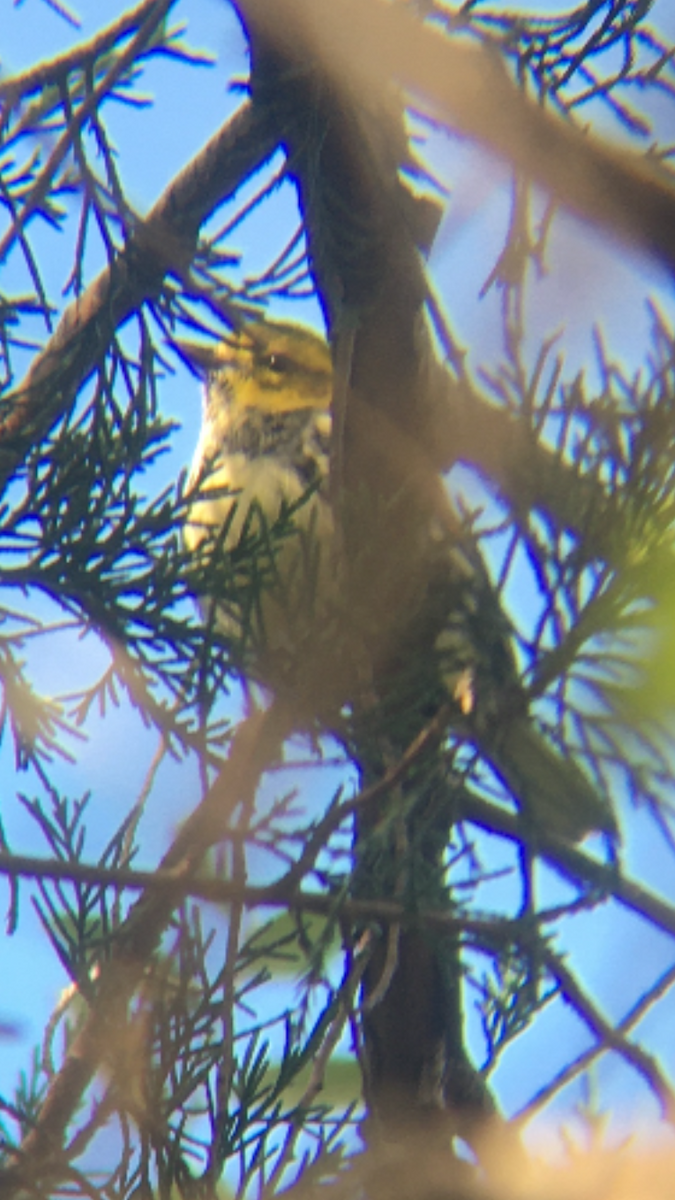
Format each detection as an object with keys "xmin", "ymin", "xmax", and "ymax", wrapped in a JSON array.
[{"xmin": 174, "ymin": 338, "xmax": 223, "ymax": 376}]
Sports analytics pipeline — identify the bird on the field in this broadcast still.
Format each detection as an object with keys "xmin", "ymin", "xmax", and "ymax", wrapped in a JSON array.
[
  {"xmin": 180, "ymin": 319, "xmax": 338, "ymax": 708},
  {"xmin": 178, "ymin": 316, "xmax": 618, "ymax": 846}
]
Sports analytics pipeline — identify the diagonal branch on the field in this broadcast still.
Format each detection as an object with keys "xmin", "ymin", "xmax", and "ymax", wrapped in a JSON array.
[
  {"xmin": 243, "ymin": 0, "xmax": 675, "ymax": 276},
  {"xmin": 462, "ymin": 791, "xmax": 675, "ymax": 942},
  {"xmin": 0, "ymin": 0, "xmax": 164, "ymax": 106},
  {"xmin": 0, "ymin": 702, "xmax": 290, "ymax": 1199},
  {"xmin": 0, "ymin": 0, "xmax": 176, "ymax": 268},
  {"xmin": 237, "ymin": 0, "xmax": 661, "ymax": 574},
  {"xmin": 0, "ymin": 73, "xmax": 652, "ymax": 571},
  {"xmin": 0, "ymin": 100, "xmax": 278, "ymax": 482},
  {"xmin": 542, "ymin": 947, "xmax": 675, "ymax": 1117},
  {"xmin": 516, "ymin": 959, "xmax": 675, "ymax": 1123}
]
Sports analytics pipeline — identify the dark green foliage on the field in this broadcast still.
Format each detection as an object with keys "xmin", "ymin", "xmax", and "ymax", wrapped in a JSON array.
[{"xmin": 2, "ymin": 2, "xmax": 675, "ymax": 1199}]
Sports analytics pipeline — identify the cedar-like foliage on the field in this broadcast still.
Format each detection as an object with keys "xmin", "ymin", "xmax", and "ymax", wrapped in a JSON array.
[{"xmin": 2, "ymin": 3, "xmax": 675, "ymax": 1199}]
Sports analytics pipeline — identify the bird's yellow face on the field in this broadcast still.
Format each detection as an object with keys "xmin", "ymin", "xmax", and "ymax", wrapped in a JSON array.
[
  {"xmin": 230, "ymin": 322, "xmax": 332, "ymax": 412},
  {"xmin": 181, "ymin": 320, "xmax": 332, "ymax": 418}
]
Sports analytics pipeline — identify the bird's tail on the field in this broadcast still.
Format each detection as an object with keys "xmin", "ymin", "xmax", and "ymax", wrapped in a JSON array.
[{"xmin": 486, "ymin": 716, "xmax": 618, "ymax": 843}]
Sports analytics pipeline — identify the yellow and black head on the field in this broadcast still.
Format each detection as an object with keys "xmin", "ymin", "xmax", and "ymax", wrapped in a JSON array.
[
  {"xmin": 178, "ymin": 319, "xmax": 332, "ymax": 412},
  {"xmin": 179, "ymin": 319, "xmax": 333, "ymax": 484}
]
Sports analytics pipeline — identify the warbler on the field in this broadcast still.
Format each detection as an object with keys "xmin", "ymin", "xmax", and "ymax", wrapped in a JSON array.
[
  {"xmin": 181, "ymin": 321, "xmax": 339, "ymax": 703},
  {"xmin": 180, "ymin": 318, "xmax": 617, "ymax": 844}
]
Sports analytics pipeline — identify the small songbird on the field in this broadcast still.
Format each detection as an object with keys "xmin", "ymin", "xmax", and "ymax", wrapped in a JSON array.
[
  {"xmin": 180, "ymin": 317, "xmax": 617, "ymax": 845},
  {"xmin": 181, "ymin": 320, "xmax": 336, "ymax": 696}
]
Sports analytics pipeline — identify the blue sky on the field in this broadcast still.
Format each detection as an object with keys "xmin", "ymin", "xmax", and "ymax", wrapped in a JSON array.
[{"xmin": 3, "ymin": 0, "xmax": 675, "ymax": 1158}]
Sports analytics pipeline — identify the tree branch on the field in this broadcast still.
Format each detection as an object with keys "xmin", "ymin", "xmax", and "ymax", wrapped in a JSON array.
[
  {"xmin": 542, "ymin": 947, "xmax": 675, "ymax": 1117},
  {"xmin": 0, "ymin": 99, "xmax": 278, "ymax": 482},
  {"xmin": 0, "ymin": 702, "xmax": 289, "ymax": 1198},
  {"xmin": 243, "ymin": 0, "xmax": 675, "ymax": 275},
  {"xmin": 4, "ymin": 805, "xmax": 675, "ymax": 945},
  {"xmin": 0, "ymin": 0, "xmax": 176, "ymax": 268},
  {"xmin": 462, "ymin": 791, "xmax": 675, "ymax": 941},
  {"xmin": 516, "ymin": 960, "xmax": 675, "ymax": 1124},
  {"xmin": 0, "ymin": 0, "xmax": 164, "ymax": 105}
]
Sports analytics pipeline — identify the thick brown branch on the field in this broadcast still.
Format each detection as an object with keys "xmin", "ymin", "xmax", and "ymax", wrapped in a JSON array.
[
  {"xmin": 0, "ymin": 0, "xmax": 163, "ymax": 105},
  {"xmin": 0, "ymin": 100, "xmax": 278, "ymax": 481},
  {"xmin": 236, "ymin": 0, "xmax": 644, "ymax": 573},
  {"xmin": 236, "ymin": 0, "xmax": 645, "ymax": 1132},
  {"xmin": 243, "ymin": 0, "xmax": 675, "ymax": 276}
]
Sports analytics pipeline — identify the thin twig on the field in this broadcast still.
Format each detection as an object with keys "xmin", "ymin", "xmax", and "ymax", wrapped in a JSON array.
[
  {"xmin": 277, "ymin": 704, "xmax": 453, "ymax": 896},
  {"xmin": 362, "ymin": 923, "xmax": 400, "ymax": 1012},
  {"xmin": 0, "ymin": 0, "xmax": 175, "ymax": 268},
  {"xmin": 542, "ymin": 947, "xmax": 675, "ymax": 1118},
  {"xmin": 265, "ymin": 933, "xmax": 370, "ymax": 1191}
]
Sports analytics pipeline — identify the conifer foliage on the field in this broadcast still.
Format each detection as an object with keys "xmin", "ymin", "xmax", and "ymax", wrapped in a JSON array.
[{"xmin": 2, "ymin": 3, "xmax": 675, "ymax": 1198}]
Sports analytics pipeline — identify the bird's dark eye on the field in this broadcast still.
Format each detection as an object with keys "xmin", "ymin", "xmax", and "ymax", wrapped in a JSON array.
[{"xmin": 261, "ymin": 352, "xmax": 293, "ymax": 375}]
